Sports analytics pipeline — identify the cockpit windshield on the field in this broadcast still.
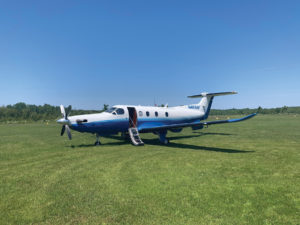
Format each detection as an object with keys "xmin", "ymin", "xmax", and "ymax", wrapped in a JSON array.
[
  {"xmin": 105, "ymin": 107, "xmax": 125, "ymax": 115},
  {"xmin": 105, "ymin": 107, "xmax": 116, "ymax": 113}
]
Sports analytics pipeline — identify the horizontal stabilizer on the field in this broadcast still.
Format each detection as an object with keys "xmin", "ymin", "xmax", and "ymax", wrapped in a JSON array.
[{"xmin": 188, "ymin": 91, "xmax": 237, "ymax": 98}]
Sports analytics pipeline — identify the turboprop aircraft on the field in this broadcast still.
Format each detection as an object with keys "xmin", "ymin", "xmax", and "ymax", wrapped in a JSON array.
[{"xmin": 57, "ymin": 92, "xmax": 256, "ymax": 146}]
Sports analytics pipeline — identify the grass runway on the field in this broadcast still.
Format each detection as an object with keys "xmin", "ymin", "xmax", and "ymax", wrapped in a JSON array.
[{"xmin": 0, "ymin": 115, "xmax": 299, "ymax": 224}]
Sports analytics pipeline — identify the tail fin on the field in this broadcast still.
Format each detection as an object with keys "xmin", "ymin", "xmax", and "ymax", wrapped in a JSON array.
[{"xmin": 188, "ymin": 91, "xmax": 237, "ymax": 120}]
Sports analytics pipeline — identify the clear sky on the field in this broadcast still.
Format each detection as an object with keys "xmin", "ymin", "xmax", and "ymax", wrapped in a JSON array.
[{"xmin": 0, "ymin": 0, "xmax": 299, "ymax": 109}]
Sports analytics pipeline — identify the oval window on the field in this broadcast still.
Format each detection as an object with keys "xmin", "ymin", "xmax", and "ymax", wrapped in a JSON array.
[
  {"xmin": 139, "ymin": 111, "xmax": 143, "ymax": 117},
  {"xmin": 146, "ymin": 111, "xmax": 150, "ymax": 117},
  {"xmin": 165, "ymin": 112, "xmax": 169, "ymax": 117},
  {"xmin": 155, "ymin": 112, "xmax": 158, "ymax": 117}
]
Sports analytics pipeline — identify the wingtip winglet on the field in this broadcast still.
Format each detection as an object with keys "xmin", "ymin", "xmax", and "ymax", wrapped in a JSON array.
[{"xmin": 228, "ymin": 113, "xmax": 257, "ymax": 123}]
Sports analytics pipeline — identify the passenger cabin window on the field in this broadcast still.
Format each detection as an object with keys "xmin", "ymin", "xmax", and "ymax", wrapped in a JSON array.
[
  {"xmin": 116, "ymin": 108, "xmax": 125, "ymax": 115},
  {"xmin": 146, "ymin": 111, "xmax": 150, "ymax": 117},
  {"xmin": 165, "ymin": 112, "xmax": 169, "ymax": 117},
  {"xmin": 139, "ymin": 111, "xmax": 143, "ymax": 117},
  {"xmin": 155, "ymin": 111, "xmax": 158, "ymax": 117}
]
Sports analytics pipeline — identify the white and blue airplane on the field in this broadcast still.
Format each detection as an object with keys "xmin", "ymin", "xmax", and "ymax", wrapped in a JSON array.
[{"xmin": 57, "ymin": 92, "xmax": 256, "ymax": 146}]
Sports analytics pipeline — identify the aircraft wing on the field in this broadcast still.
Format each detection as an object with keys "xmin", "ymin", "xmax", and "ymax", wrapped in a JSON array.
[
  {"xmin": 138, "ymin": 113, "xmax": 257, "ymax": 132},
  {"xmin": 201, "ymin": 113, "xmax": 257, "ymax": 125}
]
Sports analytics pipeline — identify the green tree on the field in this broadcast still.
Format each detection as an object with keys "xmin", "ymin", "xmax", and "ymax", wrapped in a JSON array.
[
  {"xmin": 257, "ymin": 106, "xmax": 263, "ymax": 113},
  {"xmin": 281, "ymin": 106, "xmax": 288, "ymax": 113},
  {"xmin": 103, "ymin": 104, "xmax": 109, "ymax": 111}
]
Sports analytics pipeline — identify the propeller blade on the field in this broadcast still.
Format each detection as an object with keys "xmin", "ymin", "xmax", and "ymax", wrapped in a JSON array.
[
  {"xmin": 66, "ymin": 105, "xmax": 72, "ymax": 117},
  {"xmin": 61, "ymin": 125, "xmax": 65, "ymax": 136},
  {"xmin": 66, "ymin": 125, "xmax": 72, "ymax": 140},
  {"xmin": 60, "ymin": 105, "xmax": 66, "ymax": 119}
]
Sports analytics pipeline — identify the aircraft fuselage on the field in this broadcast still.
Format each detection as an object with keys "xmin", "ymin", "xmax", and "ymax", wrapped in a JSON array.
[{"xmin": 66, "ymin": 105, "xmax": 205, "ymax": 135}]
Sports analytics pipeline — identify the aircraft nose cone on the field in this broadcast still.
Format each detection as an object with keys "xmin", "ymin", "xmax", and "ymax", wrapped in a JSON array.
[{"xmin": 57, "ymin": 118, "xmax": 69, "ymax": 124}]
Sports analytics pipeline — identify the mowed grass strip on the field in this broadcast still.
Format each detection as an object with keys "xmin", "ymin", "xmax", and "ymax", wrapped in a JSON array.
[{"xmin": 0, "ymin": 115, "xmax": 299, "ymax": 224}]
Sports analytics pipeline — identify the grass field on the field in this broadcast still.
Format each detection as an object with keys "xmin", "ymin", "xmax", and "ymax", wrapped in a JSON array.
[{"xmin": 0, "ymin": 115, "xmax": 299, "ymax": 224}]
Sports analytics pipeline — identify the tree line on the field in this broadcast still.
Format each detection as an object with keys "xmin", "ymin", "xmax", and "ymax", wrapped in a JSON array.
[
  {"xmin": 0, "ymin": 102, "xmax": 105, "ymax": 122},
  {"xmin": 0, "ymin": 102, "xmax": 299, "ymax": 122},
  {"xmin": 210, "ymin": 106, "xmax": 300, "ymax": 115}
]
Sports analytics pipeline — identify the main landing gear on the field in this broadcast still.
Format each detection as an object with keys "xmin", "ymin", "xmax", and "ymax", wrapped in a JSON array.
[
  {"xmin": 94, "ymin": 133, "xmax": 101, "ymax": 146},
  {"xmin": 158, "ymin": 131, "xmax": 170, "ymax": 145}
]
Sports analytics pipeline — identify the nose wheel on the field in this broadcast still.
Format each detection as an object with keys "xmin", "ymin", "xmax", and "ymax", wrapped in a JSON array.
[
  {"xmin": 94, "ymin": 134, "xmax": 101, "ymax": 146},
  {"xmin": 163, "ymin": 139, "xmax": 169, "ymax": 145}
]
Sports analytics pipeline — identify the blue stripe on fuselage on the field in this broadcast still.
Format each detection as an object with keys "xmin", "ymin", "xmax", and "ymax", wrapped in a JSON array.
[
  {"xmin": 70, "ymin": 116, "xmax": 204, "ymax": 135},
  {"xmin": 71, "ymin": 119, "xmax": 128, "ymax": 134},
  {"xmin": 137, "ymin": 117, "xmax": 201, "ymax": 131}
]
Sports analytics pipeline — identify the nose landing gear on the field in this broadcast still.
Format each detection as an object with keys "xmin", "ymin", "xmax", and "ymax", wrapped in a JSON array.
[{"xmin": 95, "ymin": 133, "xmax": 101, "ymax": 146}]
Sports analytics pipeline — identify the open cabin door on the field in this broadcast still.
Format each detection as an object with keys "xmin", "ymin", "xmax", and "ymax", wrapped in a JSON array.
[
  {"xmin": 127, "ymin": 107, "xmax": 144, "ymax": 146},
  {"xmin": 127, "ymin": 107, "xmax": 137, "ymax": 128}
]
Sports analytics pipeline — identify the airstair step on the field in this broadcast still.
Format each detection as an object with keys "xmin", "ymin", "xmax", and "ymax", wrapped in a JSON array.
[{"xmin": 128, "ymin": 128, "xmax": 144, "ymax": 146}]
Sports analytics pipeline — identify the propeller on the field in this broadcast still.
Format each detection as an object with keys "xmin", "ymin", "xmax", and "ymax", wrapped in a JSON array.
[
  {"xmin": 57, "ymin": 105, "xmax": 72, "ymax": 140},
  {"xmin": 64, "ymin": 124, "xmax": 72, "ymax": 140},
  {"xmin": 60, "ymin": 124, "xmax": 65, "ymax": 136},
  {"xmin": 60, "ymin": 105, "xmax": 66, "ymax": 119}
]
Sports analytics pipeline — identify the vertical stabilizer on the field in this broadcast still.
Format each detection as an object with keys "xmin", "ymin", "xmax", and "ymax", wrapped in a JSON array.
[
  {"xmin": 198, "ymin": 94, "xmax": 214, "ymax": 120},
  {"xmin": 188, "ymin": 91, "xmax": 237, "ymax": 120}
]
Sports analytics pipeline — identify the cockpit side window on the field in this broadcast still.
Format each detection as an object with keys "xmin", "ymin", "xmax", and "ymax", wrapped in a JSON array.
[{"xmin": 116, "ymin": 108, "xmax": 125, "ymax": 115}]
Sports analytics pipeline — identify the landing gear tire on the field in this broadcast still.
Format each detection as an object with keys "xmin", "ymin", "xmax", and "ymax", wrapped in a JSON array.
[
  {"xmin": 94, "ymin": 141, "xmax": 101, "ymax": 146},
  {"xmin": 95, "ymin": 133, "xmax": 101, "ymax": 146}
]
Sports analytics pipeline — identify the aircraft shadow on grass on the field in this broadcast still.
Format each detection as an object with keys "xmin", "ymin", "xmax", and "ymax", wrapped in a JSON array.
[{"xmin": 69, "ymin": 132, "xmax": 254, "ymax": 153}]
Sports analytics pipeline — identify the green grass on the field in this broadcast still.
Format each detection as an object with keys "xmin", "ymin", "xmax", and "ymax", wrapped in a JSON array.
[{"xmin": 0, "ymin": 115, "xmax": 299, "ymax": 224}]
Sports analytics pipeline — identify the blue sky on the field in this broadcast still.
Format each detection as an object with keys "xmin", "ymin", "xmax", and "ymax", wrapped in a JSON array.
[{"xmin": 0, "ymin": 0, "xmax": 299, "ymax": 109}]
